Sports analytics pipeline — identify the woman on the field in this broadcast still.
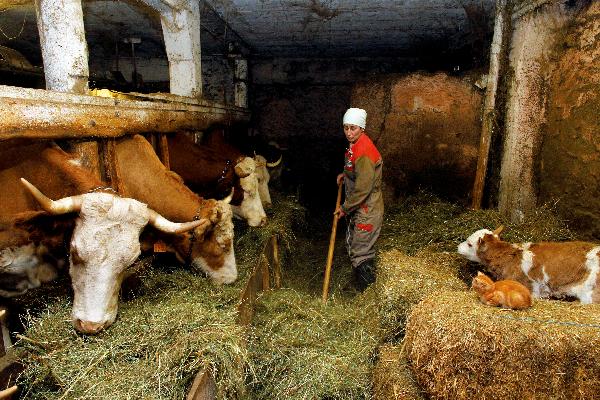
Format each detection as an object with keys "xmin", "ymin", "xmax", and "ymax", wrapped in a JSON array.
[{"xmin": 335, "ymin": 108, "xmax": 384, "ymax": 290}]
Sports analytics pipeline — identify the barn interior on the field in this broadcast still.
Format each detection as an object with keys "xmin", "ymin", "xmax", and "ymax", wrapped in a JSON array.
[{"xmin": 0, "ymin": 0, "xmax": 599, "ymax": 399}]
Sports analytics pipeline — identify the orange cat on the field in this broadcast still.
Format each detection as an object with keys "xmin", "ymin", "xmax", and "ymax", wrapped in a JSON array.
[{"xmin": 471, "ymin": 271, "xmax": 533, "ymax": 310}]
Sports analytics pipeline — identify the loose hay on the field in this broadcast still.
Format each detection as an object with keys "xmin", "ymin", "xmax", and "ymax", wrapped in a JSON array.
[
  {"xmin": 373, "ymin": 344, "xmax": 425, "ymax": 400},
  {"xmin": 16, "ymin": 269, "xmax": 249, "ymax": 400},
  {"xmin": 247, "ymin": 288, "xmax": 380, "ymax": 400},
  {"xmin": 376, "ymin": 250, "xmax": 468, "ymax": 340},
  {"xmin": 404, "ymin": 290, "xmax": 600, "ymax": 400},
  {"xmin": 380, "ymin": 191, "xmax": 574, "ymax": 254}
]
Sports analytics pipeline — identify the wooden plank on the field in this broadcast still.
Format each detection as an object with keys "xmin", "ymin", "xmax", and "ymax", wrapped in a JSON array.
[
  {"xmin": 186, "ymin": 367, "xmax": 216, "ymax": 400},
  {"xmin": 471, "ymin": 0, "xmax": 509, "ymax": 210},
  {"xmin": 158, "ymin": 134, "xmax": 171, "ymax": 170},
  {"xmin": 0, "ymin": 85, "xmax": 250, "ymax": 141}
]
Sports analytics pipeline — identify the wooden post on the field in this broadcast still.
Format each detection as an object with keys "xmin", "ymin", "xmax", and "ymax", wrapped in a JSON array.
[
  {"xmin": 272, "ymin": 236, "xmax": 281, "ymax": 289},
  {"xmin": 158, "ymin": 134, "xmax": 171, "ymax": 170},
  {"xmin": 471, "ymin": 0, "xmax": 508, "ymax": 210},
  {"xmin": 322, "ymin": 182, "xmax": 343, "ymax": 304}
]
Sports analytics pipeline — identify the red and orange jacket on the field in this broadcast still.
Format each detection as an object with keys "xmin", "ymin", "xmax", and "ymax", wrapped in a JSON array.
[{"xmin": 341, "ymin": 133, "xmax": 384, "ymax": 219}]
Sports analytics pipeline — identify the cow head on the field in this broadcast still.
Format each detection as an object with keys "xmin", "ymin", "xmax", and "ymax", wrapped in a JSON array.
[
  {"xmin": 179, "ymin": 197, "xmax": 238, "ymax": 284},
  {"xmin": 253, "ymin": 154, "xmax": 277, "ymax": 208},
  {"xmin": 231, "ymin": 157, "xmax": 267, "ymax": 227},
  {"xmin": 21, "ymin": 178, "xmax": 204, "ymax": 334},
  {"xmin": 0, "ymin": 243, "xmax": 60, "ymax": 297},
  {"xmin": 457, "ymin": 227, "xmax": 503, "ymax": 263}
]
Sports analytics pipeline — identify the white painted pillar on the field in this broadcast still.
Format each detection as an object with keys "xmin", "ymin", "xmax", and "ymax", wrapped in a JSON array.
[
  {"xmin": 34, "ymin": 0, "xmax": 89, "ymax": 93},
  {"xmin": 234, "ymin": 58, "xmax": 248, "ymax": 108},
  {"xmin": 160, "ymin": 0, "xmax": 202, "ymax": 98}
]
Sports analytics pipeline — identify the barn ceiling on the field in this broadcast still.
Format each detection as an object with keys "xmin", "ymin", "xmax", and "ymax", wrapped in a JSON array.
[{"xmin": 0, "ymin": 0, "xmax": 495, "ymax": 65}]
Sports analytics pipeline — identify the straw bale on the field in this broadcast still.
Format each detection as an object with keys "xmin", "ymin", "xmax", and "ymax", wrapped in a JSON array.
[
  {"xmin": 404, "ymin": 290, "xmax": 600, "ymax": 400},
  {"xmin": 377, "ymin": 249, "xmax": 468, "ymax": 340},
  {"xmin": 247, "ymin": 288, "xmax": 380, "ymax": 399},
  {"xmin": 373, "ymin": 344, "xmax": 425, "ymax": 400},
  {"xmin": 15, "ymin": 269, "xmax": 249, "ymax": 400}
]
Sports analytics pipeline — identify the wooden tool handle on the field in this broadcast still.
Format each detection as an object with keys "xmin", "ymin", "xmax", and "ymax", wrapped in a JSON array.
[{"xmin": 322, "ymin": 181, "xmax": 344, "ymax": 304}]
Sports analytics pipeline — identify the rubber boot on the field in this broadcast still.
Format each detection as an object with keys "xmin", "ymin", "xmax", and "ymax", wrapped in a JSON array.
[{"xmin": 353, "ymin": 259, "xmax": 376, "ymax": 291}]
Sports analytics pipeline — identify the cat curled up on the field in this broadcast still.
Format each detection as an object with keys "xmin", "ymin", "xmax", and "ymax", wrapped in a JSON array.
[{"xmin": 471, "ymin": 271, "xmax": 533, "ymax": 310}]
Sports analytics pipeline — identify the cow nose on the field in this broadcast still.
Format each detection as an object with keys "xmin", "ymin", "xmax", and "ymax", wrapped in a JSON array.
[
  {"xmin": 260, "ymin": 216, "xmax": 267, "ymax": 227},
  {"xmin": 74, "ymin": 319, "xmax": 106, "ymax": 334}
]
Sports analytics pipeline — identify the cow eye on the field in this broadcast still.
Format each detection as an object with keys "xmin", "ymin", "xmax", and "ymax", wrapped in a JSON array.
[{"xmin": 468, "ymin": 243, "xmax": 472, "ymax": 247}]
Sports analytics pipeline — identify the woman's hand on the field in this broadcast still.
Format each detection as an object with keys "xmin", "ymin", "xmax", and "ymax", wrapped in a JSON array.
[
  {"xmin": 336, "ymin": 173, "xmax": 345, "ymax": 186},
  {"xmin": 334, "ymin": 206, "xmax": 345, "ymax": 219}
]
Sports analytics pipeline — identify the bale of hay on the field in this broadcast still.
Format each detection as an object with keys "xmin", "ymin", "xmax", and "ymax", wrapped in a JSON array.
[
  {"xmin": 16, "ymin": 269, "xmax": 249, "ymax": 400},
  {"xmin": 373, "ymin": 344, "xmax": 425, "ymax": 400},
  {"xmin": 404, "ymin": 291, "xmax": 600, "ymax": 400},
  {"xmin": 247, "ymin": 288, "xmax": 379, "ymax": 399},
  {"xmin": 376, "ymin": 249, "xmax": 468, "ymax": 340}
]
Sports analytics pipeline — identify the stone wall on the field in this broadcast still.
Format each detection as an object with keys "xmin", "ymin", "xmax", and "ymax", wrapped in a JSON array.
[
  {"xmin": 538, "ymin": 1, "xmax": 600, "ymax": 238},
  {"xmin": 251, "ymin": 58, "xmax": 484, "ymax": 212}
]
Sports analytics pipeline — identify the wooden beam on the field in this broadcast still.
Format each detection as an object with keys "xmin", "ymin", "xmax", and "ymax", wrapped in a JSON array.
[
  {"xmin": 0, "ymin": 86, "xmax": 250, "ymax": 141},
  {"xmin": 471, "ymin": 0, "xmax": 509, "ymax": 210}
]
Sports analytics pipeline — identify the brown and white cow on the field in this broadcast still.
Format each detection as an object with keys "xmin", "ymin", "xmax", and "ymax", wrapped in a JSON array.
[
  {"xmin": 0, "ymin": 139, "xmax": 236, "ymax": 333},
  {"xmin": 458, "ymin": 227, "xmax": 600, "ymax": 304},
  {"xmin": 167, "ymin": 133, "xmax": 267, "ymax": 227},
  {"xmin": 112, "ymin": 135, "xmax": 237, "ymax": 285},
  {"xmin": 203, "ymin": 127, "xmax": 281, "ymax": 208},
  {"xmin": 20, "ymin": 178, "xmax": 203, "ymax": 334}
]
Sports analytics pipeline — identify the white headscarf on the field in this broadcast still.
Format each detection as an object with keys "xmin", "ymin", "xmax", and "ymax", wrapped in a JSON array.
[{"xmin": 343, "ymin": 108, "xmax": 367, "ymax": 129}]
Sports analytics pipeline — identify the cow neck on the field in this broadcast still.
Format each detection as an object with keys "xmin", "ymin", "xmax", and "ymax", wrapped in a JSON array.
[
  {"xmin": 479, "ymin": 238, "xmax": 527, "ymax": 281},
  {"xmin": 114, "ymin": 135, "xmax": 204, "ymax": 222}
]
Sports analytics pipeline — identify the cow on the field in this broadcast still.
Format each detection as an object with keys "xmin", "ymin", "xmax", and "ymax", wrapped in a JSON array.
[
  {"xmin": 457, "ymin": 227, "xmax": 600, "ymax": 304},
  {"xmin": 0, "ymin": 139, "xmax": 237, "ymax": 334},
  {"xmin": 20, "ymin": 178, "xmax": 204, "ymax": 334},
  {"xmin": 202, "ymin": 126, "xmax": 282, "ymax": 208},
  {"xmin": 112, "ymin": 134, "xmax": 237, "ymax": 285},
  {"xmin": 167, "ymin": 133, "xmax": 267, "ymax": 227}
]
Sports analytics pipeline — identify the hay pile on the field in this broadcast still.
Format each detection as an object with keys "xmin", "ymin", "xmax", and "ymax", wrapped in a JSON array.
[
  {"xmin": 246, "ymin": 288, "xmax": 380, "ymax": 399},
  {"xmin": 376, "ymin": 249, "xmax": 468, "ymax": 340},
  {"xmin": 380, "ymin": 191, "xmax": 573, "ymax": 254},
  {"xmin": 16, "ymin": 269, "xmax": 249, "ymax": 399},
  {"xmin": 404, "ymin": 290, "xmax": 600, "ymax": 400},
  {"xmin": 372, "ymin": 344, "xmax": 425, "ymax": 400}
]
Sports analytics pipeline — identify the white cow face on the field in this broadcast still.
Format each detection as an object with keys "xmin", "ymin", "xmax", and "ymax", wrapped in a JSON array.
[
  {"xmin": 457, "ymin": 229, "xmax": 494, "ymax": 263},
  {"xmin": 231, "ymin": 157, "xmax": 267, "ymax": 227},
  {"xmin": 69, "ymin": 194, "xmax": 150, "ymax": 334},
  {"xmin": 254, "ymin": 155, "xmax": 272, "ymax": 208},
  {"xmin": 20, "ymin": 178, "xmax": 203, "ymax": 335},
  {"xmin": 191, "ymin": 200, "xmax": 237, "ymax": 284}
]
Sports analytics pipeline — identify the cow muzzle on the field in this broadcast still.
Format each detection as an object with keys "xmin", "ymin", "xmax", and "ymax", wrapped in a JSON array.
[{"xmin": 73, "ymin": 319, "xmax": 108, "ymax": 335}]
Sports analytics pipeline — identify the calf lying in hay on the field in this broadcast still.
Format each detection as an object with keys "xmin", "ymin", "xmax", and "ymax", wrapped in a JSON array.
[
  {"xmin": 458, "ymin": 227, "xmax": 600, "ymax": 303},
  {"xmin": 404, "ymin": 290, "xmax": 600, "ymax": 400}
]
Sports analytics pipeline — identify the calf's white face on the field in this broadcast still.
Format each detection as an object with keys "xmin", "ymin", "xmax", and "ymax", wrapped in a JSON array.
[
  {"xmin": 231, "ymin": 157, "xmax": 267, "ymax": 227},
  {"xmin": 254, "ymin": 155, "xmax": 273, "ymax": 208},
  {"xmin": 457, "ymin": 229, "xmax": 495, "ymax": 263},
  {"xmin": 69, "ymin": 194, "xmax": 150, "ymax": 334}
]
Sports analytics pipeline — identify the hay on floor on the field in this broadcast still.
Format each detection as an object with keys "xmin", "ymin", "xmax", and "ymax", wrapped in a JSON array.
[
  {"xmin": 247, "ymin": 288, "xmax": 379, "ymax": 400},
  {"xmin": 404, "ymin": 290, "xmax": 600, "ymax": 400},
  {"xmin": 373, "ymin": 344, "xmax": 425, "ymax": 400},
  {"xmin": 376, "ymin": 249, "xmax": 468, "ymax": 340},
  {"xmin": 16, "ymin": 269, "xmax": 249, "ymax": 400}
]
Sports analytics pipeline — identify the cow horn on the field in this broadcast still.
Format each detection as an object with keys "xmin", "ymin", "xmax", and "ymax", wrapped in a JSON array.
[
  {"xmin": 266, "ymin": 155, "xmax": 282, "ymax": 168},
  {"xmin": 147, "ymin": 210, "xmax": 207, "ymax": 234},
  {"xmin": 0, "ymin": 385, "xmax": 17, "ymax": 399},
  {"xmin": 492, "ymin": 225, "xmax": 504, "ymax": 236},
  {"xmin": 222, "ymin": 188, "xmax": 234, "ymax": 204},
  {"xmin": 20, "ymin": 178, "xmax": 82, "ymax": 214}
]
